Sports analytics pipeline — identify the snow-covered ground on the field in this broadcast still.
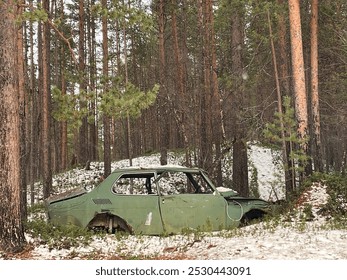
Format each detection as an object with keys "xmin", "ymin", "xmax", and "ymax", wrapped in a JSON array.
[
  {"xmin": 3, "ymin": 144, "xmax": 347, "ymax": 260},
  {"xmin": 26, "ymin": 219, "xmax": 347, "ymax": 260}
]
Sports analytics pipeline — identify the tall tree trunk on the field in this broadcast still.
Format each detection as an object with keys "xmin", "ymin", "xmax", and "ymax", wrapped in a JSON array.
[
  {"xmin": 277, "ymin": 0, "xmax": 296, "ymax": 192},
  {"xmin": 288, "ymin": 0, "xmax": 310, "ymax": 182},
  {"xmin": 88, "ymin": 0, "xmax": 98, "ymax": 162},
  {"xmin": 102, "ymin": 0, "xmax": 111, "ymax": 177},
  {"xmin": 28, "ymin": 0, "xmax": 38, "ymax": 204},
  {"xmin": 17, "ymin": 1, "xmax": 28, "ymax": 221},
  {"xmin": 310, "ymin": 0, "xmax": 323, "ymax": 172},
  {"xmin": 277, "ymin": 0, "xmax": 291, "ymax": 98},
  {"xmin": 59, "ymin": 0, "xmax": 67, "ymax": 170},
  {"xmin": 194, "ymin": 0, "xmax": 223, "ymax": 181},
  {"xmin": 206, "ymin": 0, "xmax": 223, "ymax": 185},
  {"xmin": 231, "ymin": 8, "xmax": 249, "ymax": 197},
  {"xmin": 171, "ymin": 0, "xmax": 190, "ymax": 165},
  {"xmin": 268, "ymin": 10, "xmax": 294, "ymax": 196},
  {"xmin": 196, "ymin": 0, "xmax": 213, "ymax": 172},
  {"xmin": 0, "ymin": 0, "xmax": 26, "ymax": 253},
  {"xmin": 61, "ymin": 78, "xmax": 68, "ymax": 170},
  {"xmin": 42, "ymin": 0, "xmax": 52, "ymax": 198},
  {"xmin": 157, "ymin": 0, "xmax": 168, "ymax": 165},
  {"xmin": 78, "ymin": 0, "xmax": 88, "ymax": 166},
  {"xmin": 123, "ymin": 0, "xmax": 133, "ymax": 166}
]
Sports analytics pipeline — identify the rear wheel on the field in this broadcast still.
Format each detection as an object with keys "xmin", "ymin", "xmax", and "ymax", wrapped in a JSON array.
[{"xmin": 87, "ymin": 213, "xmax": 133, "ymax": 234}]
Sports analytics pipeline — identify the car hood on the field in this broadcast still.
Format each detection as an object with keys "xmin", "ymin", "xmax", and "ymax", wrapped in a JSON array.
[
  {"xmin": 217, "ymin": 187, "xmax": 239, "ymax": 198},
  {"xmin": 46, "ymin": 187, "xmax": 87, "ymax": 204},
  {"xmin": 225, "ymin": 196, "xmax": 270, "ymax": 211},
  {"xmin": 217, "ymin": 187, "xmax": 268, "ymax": 206}
]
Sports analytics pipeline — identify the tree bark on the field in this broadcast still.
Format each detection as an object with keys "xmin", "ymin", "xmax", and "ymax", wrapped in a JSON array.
[
  {"xmin": 171, "ymin": 0, "xmax": 191, "ymax": 165},
  {"xmin": 87, "ymin": 0, "xmax": 98, "ymax": 162},
  {"xmin": 288, "ymin": 0, "xmax": 309, "ymax": 181},
  {"xmin": 157, "ymin": 0, "xmax": 168, "ymax": 165},
  {"xmin": 231, "ymin": 8, "xmax": 249, "ymax": 196},
  {"xmin": 196, "ymin": 0, "xmax": 214, "ymax": 173},
  {"xmin": 207, "ymin": 0, "xmax": 223, "ymax": 185},
  {"xmin": 277, "ymin": 0, "xmax": 296, "ymax": 192},
  {"xmin": 17, "ymin": 1, "xmax": 28, "ymax": 221},
  {"xmin": 28, "ymin": 0, "xmax": 39, "ymax": 204},
  {"xmin": 123, "ymin": 0, "xmax": 133, "ymax": 166},
  {"xmin": 0, "ymin": 0, "xmax": 26, "ymax": 253},
  {"xmin": 57, "ymin": 0, "xmax": 67, "ymax": 171},
  {"xmin": 42, "ymin": 0, "xmax": 52, "ymax": 198},
  {"xmin": 268, "ymin": 9, "xmax": 295, "ymax": 195},
  {"xmin": 310, "ymin": 0, "xmax": 323, "ymax": 172},
  {"xmin": 78, "ymin": 0, "xmax": 89, "ymax": 166},
  {"xmin": 102, "ymin": 0, "xmax": 111, "ymax": 177}
]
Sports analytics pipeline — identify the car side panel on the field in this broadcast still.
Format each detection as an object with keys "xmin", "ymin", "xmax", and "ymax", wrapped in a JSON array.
[
  {"xmin": 159, "ymin": 193, "xmax": 227, "ymax": 233},
  {"xmin": 225, "ymin": 200, "xmax": 246, "ymax": 227},
  {"xmin": 100, "ymin": 194, "xmax": 164, "ymax": 234},
  {"xmin": 48, "ymin": 174, "xmax": 165, "ymax": 234},
  {"xmin": 47, "ymin": 194, "xmax": 94, "ymax": 228}
]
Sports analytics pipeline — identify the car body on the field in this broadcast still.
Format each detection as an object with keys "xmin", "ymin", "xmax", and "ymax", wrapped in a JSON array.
[{"xmin": 46, "ymin": 166, "xmax": 270, "ymax": 235}]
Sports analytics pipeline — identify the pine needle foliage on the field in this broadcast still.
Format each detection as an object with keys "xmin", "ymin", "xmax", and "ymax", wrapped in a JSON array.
[{"xmin": 264, "ymin": 96, "xmax": 310, "ymax": 178}]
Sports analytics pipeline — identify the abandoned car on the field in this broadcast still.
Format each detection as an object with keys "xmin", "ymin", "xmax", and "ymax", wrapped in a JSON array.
[{"xmin": 46, "ymin": 166, "xmax": 270, "ymax": 234}]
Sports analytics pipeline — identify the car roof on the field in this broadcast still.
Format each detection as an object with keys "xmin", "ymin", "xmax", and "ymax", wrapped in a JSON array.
[{"xmin": 111, "ymin": 165, "xmax": 203, "ymax": 174}]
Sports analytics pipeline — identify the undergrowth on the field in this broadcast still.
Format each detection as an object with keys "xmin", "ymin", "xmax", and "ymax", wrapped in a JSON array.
[
  {"xmin": 270, "ymin": 172, "xmax": 347, "ymax": 229},
  {"xmin": 25, "ymin": 219, "xmax": 97, "ymax": 250},
  {"xmin": 303, "ymin": 172, "xmax": 347, "ymax": 218}
]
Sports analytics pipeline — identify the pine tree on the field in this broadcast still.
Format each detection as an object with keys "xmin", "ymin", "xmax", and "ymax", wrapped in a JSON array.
[
  {"xmin": 0, "ymin": 0, "xmax": 26, "ymax": 253},
  {"xmin": 288, "ymin": 0, "xmax": 310, "ymax": 182},
  {"xmin": 264, "ymin": 97, "xmax": 310, "ymax": 196}
]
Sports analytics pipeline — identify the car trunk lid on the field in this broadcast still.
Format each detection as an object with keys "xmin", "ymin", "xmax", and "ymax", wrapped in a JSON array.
[{"xmin": 46, "ymin": 187, "xmax": 87, "ymax": 204}]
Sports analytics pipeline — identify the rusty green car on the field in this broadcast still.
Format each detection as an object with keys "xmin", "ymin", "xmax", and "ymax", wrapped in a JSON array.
[{"xmin": 46, "ymin": 166, "xmax": 269, "ymax": 234}]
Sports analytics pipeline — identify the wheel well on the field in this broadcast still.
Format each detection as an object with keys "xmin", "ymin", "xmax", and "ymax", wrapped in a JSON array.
[
  {"xmin": 87, "ymin": 212, "xmax": 133, "ymax": 234},
  {"xmin": 240, "ymin": 209, "xmax": 266, "ymax": 226}
]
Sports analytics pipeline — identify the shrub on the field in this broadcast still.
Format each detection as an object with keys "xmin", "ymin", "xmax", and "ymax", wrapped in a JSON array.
[
  {"xmin": 25, "ymin": 219, "xmax": 96, "ymax": 249},
  {"xmin": 303, "ymin": 172, "xmax": 347, "ymax": 219}
]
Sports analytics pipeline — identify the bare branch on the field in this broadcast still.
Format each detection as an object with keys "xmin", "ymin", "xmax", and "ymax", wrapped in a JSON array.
[{"xmin": 47, "ymin": 18, "xmax": 78, "ymax": 67}]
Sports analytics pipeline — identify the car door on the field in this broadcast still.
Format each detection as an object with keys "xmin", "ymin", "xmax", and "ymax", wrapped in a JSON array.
[
  {"xmin": 95, "ymin": 172, "xmax": 164, "ymax": 235},
  {"xmin": 156, "ymin": 171, "xmax": 227, "ymax": 233}
]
